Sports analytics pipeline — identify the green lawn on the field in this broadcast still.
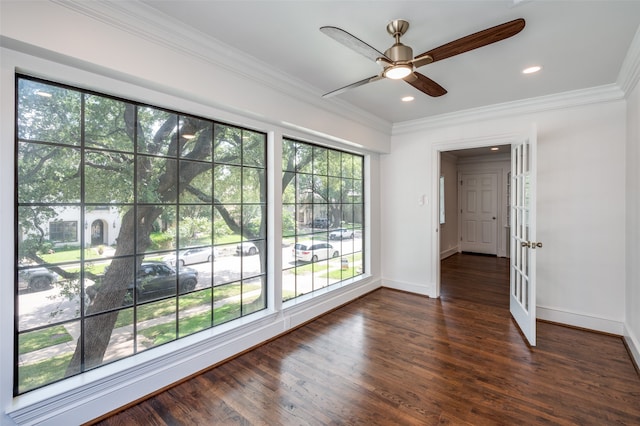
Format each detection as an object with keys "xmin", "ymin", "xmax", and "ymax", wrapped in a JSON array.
[
  {"xmin": 19, "ymin": 326, "xmax": 73, "ymax": 355},
  {"xmin": 18, "ymin": 354, "xmax": 72, "ymax": 393}
]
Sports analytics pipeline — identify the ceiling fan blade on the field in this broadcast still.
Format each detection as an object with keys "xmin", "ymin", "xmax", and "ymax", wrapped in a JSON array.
[
  {"xmin": 322, "ymin": 75, "xmax": 384, "ymax": 98},
  {"xmin": 414, "ymin": 18, "xmax": 525, "ymax": 64},
  {"xmin": 404, "ymin": 72, "xmax": 447, "ymax": 97},
  {"xmin": 320, "ymin": 26, "xmax": 388, "ymax": 62}
]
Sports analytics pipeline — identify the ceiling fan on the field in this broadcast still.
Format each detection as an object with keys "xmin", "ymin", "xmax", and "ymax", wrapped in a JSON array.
[{"xmin": 320, "ymin": 18, "xmax": 525, "ymax": 98}]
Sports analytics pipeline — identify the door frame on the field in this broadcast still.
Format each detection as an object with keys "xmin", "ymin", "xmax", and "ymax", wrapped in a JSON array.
[{"xmin": 431, "ymin": 133, "xmax": 521, "ymax": 298}]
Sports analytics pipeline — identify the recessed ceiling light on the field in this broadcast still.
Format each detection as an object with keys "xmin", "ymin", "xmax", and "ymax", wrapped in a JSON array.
[
  {"xmin": 35, "ymin": 90, "xmax": 52, "ymax": 97},
  {"xmin": 182, "ymin": 134, "xmax": 196, "ymax": 140},
  {"xmin": 522, "ymin": 66, "xmax": 542, "ymax": 74},
  {"xmin": 401, "ymin": 96, "xmax": 414, "ymax": 102},
  {"xmin": 491, "ymin": 147, "xmax": 500, "ymax": 151}
]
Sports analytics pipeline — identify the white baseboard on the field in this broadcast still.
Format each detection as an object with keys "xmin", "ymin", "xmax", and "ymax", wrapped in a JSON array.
[
  {"xmin": 381, "ymin": 278, "xmax": 436, "ymax": 298},
  {"xmin": 623, "ymin": 323, "xmax": 640, "ymax": 370},
  {"xmin": 537, "ymin": 306, "xmax": 624, "ymax": 335},
  {"xmin": 440, "ymin": 247, "xmax": 458, "ymax": 260}
]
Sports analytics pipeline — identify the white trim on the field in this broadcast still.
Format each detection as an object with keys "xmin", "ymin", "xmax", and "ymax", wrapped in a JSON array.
[
  {"xmin": 618, "ymin": 24, "xmax": 640, "ymax": 95},
  {"xmin": 431, "ymin": 133, "xmax": 521, "ymax": 298},
  {"xmin": 50, "ymin": 0, "xmax": 391, "ymax": 135},
  {"xmin": 393, "ymin": 84, "xmax": 624, "ymax": 135},
  {"xmin": 381, "ymin": 280, "xmax": 435, "ymax": 298},
  {"xmin": 440, "ymin": 247, "xmax": 458, "ymax": 260},
  {"xmin": 623, "ymin": 323, "xmax": 640, "ymax": 369},
  {"xmin": 537, "ymin": 306, "xmax": 625, "ymax": 336}
]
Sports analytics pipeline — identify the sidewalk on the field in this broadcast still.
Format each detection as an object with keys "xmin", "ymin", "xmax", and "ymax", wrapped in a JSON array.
[{"xmin": 18, "ymin": 291, "xmax": 247, "ymax": 366}]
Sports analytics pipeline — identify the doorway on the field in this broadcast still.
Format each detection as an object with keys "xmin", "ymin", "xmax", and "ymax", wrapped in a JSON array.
[{"xmin": 431, "ymin": 137, "xmax": 515, "ymax": 299}]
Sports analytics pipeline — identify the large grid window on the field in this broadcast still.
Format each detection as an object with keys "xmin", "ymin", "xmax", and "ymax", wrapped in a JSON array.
[
  {"xmin": 282, "ymin": 139, "xmax": 364, "ymax": 301},
  {"xmin": 15, "ymin": 76, "xmax": 267, "ymax": 394}
]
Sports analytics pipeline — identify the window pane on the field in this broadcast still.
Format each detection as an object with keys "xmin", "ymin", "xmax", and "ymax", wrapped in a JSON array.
[
  {"xmin": 18, "ymin": 79, "xmax": 81, "ymax": 146},
  {"xmin": 342, "ymin": 153, "xmax": 354, "ymax": 178},
  {"xmin": 213, "ymin": 205, "xmax": 242, "ymax": 245},
  {"xmin": 136, "ymin": 299, "xmax": 176, "ymax": 352},
  {"xmin": 85, "ymin": 150, "xmax": 134, "ymax": 204},
  {"xmin": 17, "ymin": 321, "xmax": 78, "ymax": 393},
  {"xmin": 282, "ymin": 204, "xmax": 296, "ymax": 237},
  {"xmin": 179, "ymin": 289, "xmax": 212, "ymax": 337},
  {"xmin": 85, "ymin": 257, "xmax": 135, "ymax": 315},
  {"xmin": 85, "ymin": 95, "xmax": 134, "ymax": 152},
  {"xmin": 179, "ymin": 160, "xmax": 212, "ymax": 204},
  {"xmin": 214, "ymin": 165, "xmax": 241, "ymax": 203},
  {"xmin": 180, "ymin": 116, "xmax": 212, "ymax": 160},
  {"xmin": 243, "ymin": 205, "xmax": 266, "ymax": 240},
  {"xmin": 137, "ymin": 205, "xmax": 176, "ymax": 253},
  {"xmin": 328, "ymin": 150, "xmax": 341, "ymax": 177},
  {"xmin": 18, "ymin": 142, "xmax": 81, "ymax": 204},
  {"xmin": 178, "ymin": 205, "xmax": 212, "ymax": 248},
  {"xmin": 242, "ymin": 168, "xmax": 265, "ymax": 203},
  {"xmin": 137, "ymin": 107, "xmax": 178, "ymax": 157},
  {"xmin": 296, "ymin": 143, "xmax": 312, "ymax": 173},
  {"xmin": 282, "ymin": 139, "xmax": 296, "ymax": 172},
  {"xmin": 137, "ymin": 156, "xmax": 177, "ymax": 204},
  {"xmin": 215, "ymin": 243, "xmax": 241, "ymax": 286},
  {"xmin": 313, "ymin": 146, "xmax": 328, "ymax": 175},
  {"xmin": 214, "ymin": 124, "xmax": 241, "ymax": 164},
  {"xmin": 214, "ymin": 282, "xmax": 241, "ymax": 324},
  {"xmin": 242, "ymin": 276, "xmax": 266, "ymax": 315},
  {"xmin": 84, "ymin": 310, "xmax": 135, "ymax": 371},
  {"xmin": 243, "ymin": 130, "xmax": 266, "ymax": 168}
]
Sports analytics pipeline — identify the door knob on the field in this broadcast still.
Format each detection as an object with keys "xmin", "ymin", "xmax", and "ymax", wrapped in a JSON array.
[{"xmin": 521, "ymin": 241, "xmax": 543, "ymax": 249}]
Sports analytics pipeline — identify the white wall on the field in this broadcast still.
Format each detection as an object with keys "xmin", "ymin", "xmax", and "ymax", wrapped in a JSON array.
[
  {"xmin": 382, "ymin": 98, "xmax": 628, "ymax": 335},
  {"xmin": 0, "ymin": 2, "xmax": 387, "ymax": 424},
  {"xmin": 626, "ymin": 79, "xmax": 640, "ymax": 365}
]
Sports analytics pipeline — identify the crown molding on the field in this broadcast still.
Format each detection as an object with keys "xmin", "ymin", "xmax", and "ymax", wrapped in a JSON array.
[
  {"xmin": 392, "ymin": 84, "xmax": 625, "ymax": 136},
  {"xmin": 50, "ymin": 0, "xmax": 391, "ymax": 135},
  {"xmin": 618, "ymin": 24, "xmax": 640, "ymax": 96}
]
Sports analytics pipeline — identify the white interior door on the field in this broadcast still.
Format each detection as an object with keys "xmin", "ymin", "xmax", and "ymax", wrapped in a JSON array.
[
  {"xmin": 460, "ymin": 172, "xmax": 498, "ymax": 255},
  {"xmin": 510, "ymin": 126, "xmax": 539, "ymax": 346}
]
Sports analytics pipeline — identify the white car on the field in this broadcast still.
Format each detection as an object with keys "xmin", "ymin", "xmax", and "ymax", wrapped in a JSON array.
[
  {"xmin": 163, "ymin": 247, "xmax": 218, "ymax": 267},
  {"xmin": 236, "ymin": 242, "xmax": 259, "ymax": 256},
  {"xmin": 329, "ymin": 228, "xmax": 354, "ymax": 240},
  {"xmin": 294, "ymin": 241, "xmax": 340, "ymax": 262}
]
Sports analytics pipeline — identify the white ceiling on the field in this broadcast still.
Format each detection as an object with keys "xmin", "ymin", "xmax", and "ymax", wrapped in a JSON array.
[{"xmin": 135, "ymin": 0, "xmax": 640, "ymax": 124}]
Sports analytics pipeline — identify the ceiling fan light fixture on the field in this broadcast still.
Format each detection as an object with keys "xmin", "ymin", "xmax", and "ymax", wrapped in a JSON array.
[{"xmin": 384, "ymin": 64, "xmax": 412, "ymax": 80}]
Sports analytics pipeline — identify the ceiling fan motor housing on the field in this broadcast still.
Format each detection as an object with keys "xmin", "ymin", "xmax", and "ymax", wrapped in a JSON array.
[{"xmin": 384, "ymin": 43, "xmax": 413, "ymax": 63}]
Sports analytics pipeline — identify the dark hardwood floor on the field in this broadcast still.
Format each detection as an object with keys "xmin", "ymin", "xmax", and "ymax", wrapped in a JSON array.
[{"xmin": 92, "ymin": 253, "xmax": 640, "ymax": 425}]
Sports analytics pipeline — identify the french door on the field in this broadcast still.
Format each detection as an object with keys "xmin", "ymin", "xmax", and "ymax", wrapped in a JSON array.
[{"xmin": 510, "ymin": 126, "xmax": 539, "ymax": 346}]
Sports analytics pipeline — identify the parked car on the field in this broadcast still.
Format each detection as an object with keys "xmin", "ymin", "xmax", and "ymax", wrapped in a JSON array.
[
  {"xmin": 294, "ymin": 241, "xmax": 340, "ymax": 262},
  {"xmin": 18, "ymin": 266, "xmax": 57, "ymax": 292},
  {"xmin": 236, "ymin": 242, "xmax": 258, "ymax": 256},
  {"xmin": 312, "ymin": 218, "xmax": 330, "ymax": 229},
  {"xmin": 86, "ymin": 261, "xmax": 198, "ymax": 304},
  {"xmin": 329, "ymin": 228, "xmax": 354, "ymax": 240},
  {"xmin": 135, "ymin": 261, "xmax": 198, "ymax": 301},
  {"xmin": 163, "ymin": 246, "xmax": 218, "ymax": 267}
]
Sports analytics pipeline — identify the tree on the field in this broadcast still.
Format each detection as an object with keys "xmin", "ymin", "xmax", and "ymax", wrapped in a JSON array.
[
  {"xmin": 16, "ymin": 77, "xmax": 359, "ymax": 386},
  {"xmin": 16, "ymin": 78, "xmax": 272, "ymax": 378}
]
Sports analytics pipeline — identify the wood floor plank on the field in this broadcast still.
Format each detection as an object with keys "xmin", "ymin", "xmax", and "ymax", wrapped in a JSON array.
[{"xmin": 92, "ymin": 253, "xmax": 640, "ymax": 425}]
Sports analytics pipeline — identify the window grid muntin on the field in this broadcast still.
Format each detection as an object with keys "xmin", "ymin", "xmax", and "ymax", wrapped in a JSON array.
[{"xmin": 14, "ymin": 75, "xmax": 267, "ymax": 395}]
